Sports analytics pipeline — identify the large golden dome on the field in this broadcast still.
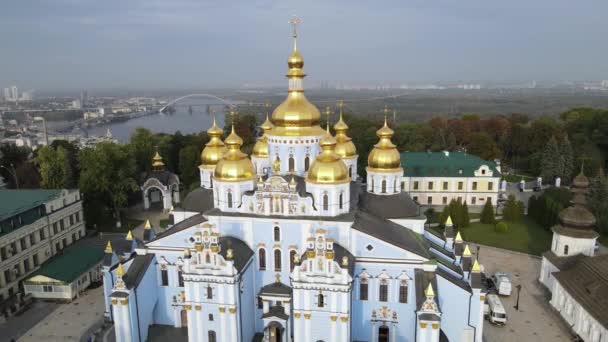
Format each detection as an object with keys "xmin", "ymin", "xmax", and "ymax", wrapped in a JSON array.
[
  {"xmin": 214, "ymin": 125, "xmax": 256, "ymax": 182},
  {"xmin": 333, "ymin": 108, "xmax": 357, "ymax": 158},
  {"xmin": 200, "ymin": 116, "xmax": 226, "ymax": 169},
  {"xmin": 306, "ymin": 128, "xmax": 350, "ymax": 184},
  {"xmin": 270, "ymin": 29, "xmax": 325, "ymax": 137},
  {"xmin": 367, "ymin": 118, "xmax": 402, "ymax": 172},
  {"xmin": 252, "ymin": 114, "xmax": 274, "ymax": 158}
]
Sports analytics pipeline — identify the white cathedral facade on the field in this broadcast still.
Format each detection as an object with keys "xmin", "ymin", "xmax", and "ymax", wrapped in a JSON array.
[{"xmin": 102, "ymin": 24, "xmax": 486, "ymax": 342}]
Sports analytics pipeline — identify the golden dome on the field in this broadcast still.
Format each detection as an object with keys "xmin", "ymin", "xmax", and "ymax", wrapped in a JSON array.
[
  {"xmin": 270, "ymin": 26, "xmax": 325, "ymax": 137},
  {"xmin": 214, "ymin": 125, "xmax": 256, "ymax": 182},
  {"xmin": 333, "ymin": 106, "xmax": 357, "ymax": 158},
  {"xmin": 200, "ymin": 116, "xmax": 226, "ymax": 169},
  {"xmin": 367, "ymin": 117, "xmax": 402, "ymax": 171},
  {"xmin": 306, "ymin": 127, "xmax": 350, "ymax": 184},
  {"xmin": 252, "ymin": 114, "xmax": 273, "ymax": 158},
  {"xmin": 152, "ymin": 151, "xmax": 165, "ymax": 170}
]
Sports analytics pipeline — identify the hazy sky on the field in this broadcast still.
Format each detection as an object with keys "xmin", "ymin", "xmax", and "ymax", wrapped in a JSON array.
[{"xmin": 1, "ymin": 0, "xmax": 607, "ymax": 91}]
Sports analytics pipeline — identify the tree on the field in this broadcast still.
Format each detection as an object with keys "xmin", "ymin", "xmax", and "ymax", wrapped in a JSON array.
[
  {"xmin": 503, "ymin": 195, "xmax": 523, "ymax": 221},
  {"xmin": 560, "ymin": 135, "xmax": 575, "ymax": 182},
  {"xmin": 461, "ymin": 202, "xmax": 471, "ymax": 227},
  {"xmin": 129, "ymin": 128, "xmax": 158, "ymax": 176},
  {"xmin": 467, "ymin": 132, "xmax": 501, "ymax": 160},
  {"xmin": 588, "ymin": 170, "xmax": 608, "ymax": 234},
  {"xmin": 480, "ymin": 200, "xmax": 496, "ymax": 224},
  {"xmin": 178, "ymin": 145, "xmax": 200, "ymax": 189},
  {"xmin": 540, "ymin": 136, "xmax": 562, "ymax": 182},
  {"xmin": 424, "ymin": 208, "xmax": 436, "ymax": 224},
  {"xmin": 78, "ymin": 142, "xmax": 138, "ymax": 228},
  {"xmin": 37, "ymin": 146, "xmax": 69, "ymax": 189}
]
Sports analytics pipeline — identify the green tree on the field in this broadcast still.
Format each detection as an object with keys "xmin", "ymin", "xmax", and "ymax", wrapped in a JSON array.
[
  {"xmin": 467, "ymin": 132, "xmax": 501, "ymax": 160},
  {"xmin": 588, "ymin": 170, "xmax": 608, "ymax": 234},
  {"xmin": 129, "ymin": 128, "xmax": 158, "ymax": 176},
  {"xmin": 178, "ymin": 145, "xmax": 200, "ymax": 189},
  {"xmin": 540, "ymin": 136, "xmax": 562, "ymax": 182},
  {"xmin": 78, "ymin": 143, "xmax": 138, "ymax": 229},
  {"xmin": 37, "ymin": 146, "xmax": 69, "ymax": 188},
  {"xmin": 560, "ymin": 135, "xmax": 575, "ymax": 182},
  {"xmin": 461, "ymin": 202, "xmax": 471, "ymax": 227},
  {"xmin": 480, "ymin": 200, "xmax": 496, "ymax": 224},
  {"xmin": 503, "ymin": 195, "xmax": 523, "ymax": 221}
]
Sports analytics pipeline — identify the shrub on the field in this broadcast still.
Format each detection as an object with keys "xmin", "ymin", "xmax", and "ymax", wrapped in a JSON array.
[
  {"xmin": 480, "ymin": 200, "xmax": 496, "ymax": 224},
  {"xmin": 495, "ymin": 221, "xmax": 508, "ymax": 233}
]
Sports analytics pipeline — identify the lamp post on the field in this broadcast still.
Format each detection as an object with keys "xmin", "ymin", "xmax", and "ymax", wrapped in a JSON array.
[
  {"xmin": 476, "ymin": 245, "xmax": 481, "ymax": 262},
  {"xmin": 0, "ymin": 164, "xmax": 18, "ymax": 189},
  {"xmin": 514, "ymin": 284, "xmax": 522, "ymax": 311}
]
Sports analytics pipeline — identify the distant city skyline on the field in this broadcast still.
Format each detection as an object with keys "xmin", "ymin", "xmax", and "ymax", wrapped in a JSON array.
[{"xmin": 1, "ymin": 0, "xmax": 607, "ymax": 91}]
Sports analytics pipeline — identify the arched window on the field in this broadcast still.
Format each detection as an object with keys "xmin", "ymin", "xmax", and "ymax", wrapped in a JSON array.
[
  {"xmin": 208, "ymin": 330, "xmax": 217, "ymax": 342},
  {"xmin": 349, "ymin": 166, "xmax": 353, "ymax": 178},
  {"xmin": 290, "ymin": 250, "xmax": 297, "ymax": 271},
  {"xmin": 323, "ymin": 193, "xmax": 329, "ymax": 211},
  {"xmin": 289, "ymin": 155, "xmax": 295, "ymax": 172},
  {"xmin": 379, "ymin": 278, "xmax": 388, "ymax": 302},
  {"xmin": 564, "ymin": 245, "xmax": 569, "ymax": 255},
  {"xmin": 259, "ymin": 248, "xmax": 266, "ymax": 270},
  {"xmin": 210, "ymin": 174, "xmax": 213, "ymax": 188},
  {"xmin": 206, "ymin": 285, "xmax": 213, "ymax": 299},
  {"xmin": 359, "ymin": 277, "xmax": 368, "ymax": 300},
  {"xmin": 381, "ymin": 179, "xmax": 387, "ymax": 193},
  {"xmin": 274, "ymin": 226, "xmax": 281, "ymax": 242},
  {"xmin": 227, "ymin": 192, "xmax": 233, "ymax": 208},
  {"xmin": 339, "ymin": 193, "xmax": 344, "ymax": 209},
  {"xmin": 371, "ymin": 178, "xmax": 375, "ymax": 193},
  {"xmin": 305, "ymin": 155, "xmax": 310, "ymax": 171},
  {"xmin": 205, "ymin": 253, "xmax": 211, "ymax": 263},
  {"xmin": 399, "ymin": 280, "xmax": 408, "ymax": 303},
  {"xmin": 274, "ymin": 249, "xmax": 282, "ymax": 271},
  {"xmin": 318, "ymin": 293, "xmax": 325, "ymax": 307},
  {"xmin": 394, "ymin": 179, "xmax": 398, "ymax": 193}
]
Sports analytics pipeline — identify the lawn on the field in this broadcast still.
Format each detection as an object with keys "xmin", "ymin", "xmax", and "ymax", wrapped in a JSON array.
[
  {"xmin": 459, "ymin": 216, "xmax": 552, "ymax": 256},
  {"xmin": 502, "ymin": 174, "xmax": 535, "ymax": 183}
]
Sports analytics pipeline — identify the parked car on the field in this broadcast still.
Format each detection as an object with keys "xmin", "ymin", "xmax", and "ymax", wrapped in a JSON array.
[
  {"xmin": 484, "ymin": 294, "xmax": 508, "ymax": 325},
  {"xmin": 492, "ymin": 272, "xmax": 512, "ymax": 296}
]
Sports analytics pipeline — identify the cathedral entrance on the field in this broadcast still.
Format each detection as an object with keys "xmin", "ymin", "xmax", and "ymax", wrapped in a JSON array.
[
  {"xmin": 266, "ymin": 321, "xmax": 283, "ymax": 342},
  {"xmin": 180, "ymin": 309, "xmax": 188, "ymax": 327},
  {"xmin": 378, "ymin": 325, "xmax": 389, "ymax": 342}
]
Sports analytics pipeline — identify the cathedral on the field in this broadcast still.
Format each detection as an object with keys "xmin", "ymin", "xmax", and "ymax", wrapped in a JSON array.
[{"xmin": 102, "ymin": 22, "xmax": 485, "ymax": 342}]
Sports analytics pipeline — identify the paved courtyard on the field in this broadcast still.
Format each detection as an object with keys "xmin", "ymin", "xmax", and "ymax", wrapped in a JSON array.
[
  {"xmin": 18, "ymin": 286, "xmax": 105, "ymax": 342},
  {"xmin": 474, "ymin": 243, "xmax": 574, "ymax": 342}
]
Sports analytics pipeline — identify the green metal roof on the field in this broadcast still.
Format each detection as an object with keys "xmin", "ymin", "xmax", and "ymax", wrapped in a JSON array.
[
  {"xmin": 27, "ymin": 243, "xmax": 104, "ymax": 284},
  {"xmin": 401, "ymin": 152, "xmax": 501, "ymax": 177},
  {"xmin": 0, "ymin": 189, "xmax": 61, "ymax": 221}
]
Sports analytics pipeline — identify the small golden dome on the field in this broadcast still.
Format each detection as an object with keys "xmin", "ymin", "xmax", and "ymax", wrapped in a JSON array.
[
  {"xmin": 306, "ymin": 127, "xmax": 350, "ymax": 184},
  {"xmin": 334, "ymin": 109, "xmax": 357, "ymax": 158},
  {"xmin": 367, "ymin": 117, "xmax": 402, "ymax": 171},
  {"xmin": 252, "ymin": 114, "xmax": 273, "ymax": 158},
  {"xmin": 214, "ymin": 125, "xmax": 256, "ymax": 182},
  {"xmin": 200, "ymin": 116, "xmax": 226, "ymax": 169},
  {"xmin": 152, "ymin": 151, "xmax": 165, "ymax": 170}
]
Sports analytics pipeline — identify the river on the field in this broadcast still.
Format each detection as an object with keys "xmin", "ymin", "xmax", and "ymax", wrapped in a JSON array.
[{"xmin": 81, "ymin": 98, "xmax": 232, "ymax": 142}]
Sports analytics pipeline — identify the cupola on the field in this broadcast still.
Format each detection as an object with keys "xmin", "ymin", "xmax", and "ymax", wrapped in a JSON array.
[
  {"xmin": 214, "ymin": 125, "xmax": 256, "ymax": 182},
  {"xmin": 367, "ymin": 116, "xmax": 401, "ymax": 171},
  {"xmin": 306, "ymin": 126, "xmax": 349, "ymax": 184},
  {"xmin": 200, "ymin": 116, "xmax": 226, "ymax": 169}
]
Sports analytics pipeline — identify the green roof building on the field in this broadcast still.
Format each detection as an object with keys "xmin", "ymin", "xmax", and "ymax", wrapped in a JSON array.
[{"xmin": 400, "ymin": 151, "xmax": 501, "ymax": 207}]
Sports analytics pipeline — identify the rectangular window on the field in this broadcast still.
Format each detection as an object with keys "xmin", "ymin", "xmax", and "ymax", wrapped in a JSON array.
[
  {"xmin": 472, "ymin": 182, "xmax": 478, "ymax": 190},
  {"xmin": 20, "ymin": 238, "xmax": 27, "ymax": 250},
  {"xmin": 11, "ymin": 242, "xmax": 17, "ymax": 255},
  {"xmin": 24, "ymin": 259, "xmax": 30, "ymax": 272},
  {"xmin": 161, "ymin": 269, "xmax": 169, "ymax": 286},
  {"xmin": 427, "ymin": 196, "xmax": 432, "ymax": 205},
  {"xmin": 207, "ymin": 286, "xmax": 213, "ymax": 299},
  {"xmin": 413, "ymin": 181, "xmax": 419, "ymax": 190},
  {"xmin": 39, "ymin": 229, "xmax": 46, "ymax": 240},
  {"xmin": 178, "ymin": 270, "xmax": 184, "ymax": 287},
  {"xmin": 4, "ymin": 270, "xmax": 11, "ymax": 283},
  {"xmin": 379, "ymin": 283, "xmax": 388, "ymax": 302},
  {"xmin": 471, "ymin": 197, "xmax": 477, "ymax": 205},
  {"xmin": 428, "ymin": 182, "xmax": 433, "ymax": 190},
  {"xmin": 488, "ymin": 182, "xmax": 493, "ymax": 191},
  {"xmin": 33, "ymin": 254, "xmax": 39, "ymax": 267},
  {"xmin": 69, "ymin": 215, "xmax": 74, "ymax": 226},
  {"xmin": 53, "ymin": 222, "xmax": 58, "ymax": 234},
  {"xmin": 30, "ymin": 234, "xmax": 35, "ymax": 246},
  {"xmin": 413, "ymin": 196, "xmax": 418, "ymax": 202},
  {"xmin": 442, "ymin": 197, "xmax": 448, "ymax": 204},
  {"xmin": 75, "ymin": 212, "xmax": 80, "ymax": 223},
  {"xmin": 458, "ymin": 182, "xmax": 463, "ymax": 190},
  {"xmin": 62, "ymin": 238, "xmax": 67, "ymax": 247},
  {"xmin": 43, "ymin": 285, "xmax": 53, "ymax": 292},
  {"xmin": 60, "ymin": 220, "xmax": 65, "ymax": 231},
  {"xmin": 257, "ymin": 296, "xmax": 263, "ymax": 309},
  {"xmin": 443, "ymin": 181, "xmax": 448, "ymax": 190},
  {"xmin": 487, "ymin": 196, "xmax": 492, "ymax": 202},
  {"xmin": 359, "ymin": 282, "xmax": 368, "ymax": 301},
  {"xmin": 0, "ymin": 247, "xmax": 6, "ymax": 260},
  {"xmin": 399, "ymin": 283, "xmax": 408, "ymax": 303}
]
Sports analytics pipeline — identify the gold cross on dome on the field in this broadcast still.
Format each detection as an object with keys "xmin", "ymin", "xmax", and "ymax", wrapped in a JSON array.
[{"xmin": 289, "ymin": 15, "xmax": 302, "ymax": 38}]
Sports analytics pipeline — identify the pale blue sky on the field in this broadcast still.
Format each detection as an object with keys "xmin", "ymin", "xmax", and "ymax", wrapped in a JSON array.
[{"xmin": 1, "ymin": 0, "xmax": 607, "ymax": 90}]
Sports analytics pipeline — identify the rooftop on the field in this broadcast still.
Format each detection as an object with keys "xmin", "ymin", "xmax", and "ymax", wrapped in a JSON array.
[
  {"xmin": 26, "ymin": 241, "xmax": 104, "ymax": 284},
  {"xmin": 0, "ymin": 189, "xmax": 62, "ymax": 221},
  {"xmin": 401, "ymin": 151, "xmax": 500, "ymax": 178}
]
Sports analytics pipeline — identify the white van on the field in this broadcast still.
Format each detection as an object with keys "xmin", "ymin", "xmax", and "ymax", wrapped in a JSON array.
[
  {"xmin": 484, "ymin": 294, "xmax": 508, "ymax": 325},
  {"xmin": 493, "ymin": 272, "xmax": 512, "ymax": 296}
]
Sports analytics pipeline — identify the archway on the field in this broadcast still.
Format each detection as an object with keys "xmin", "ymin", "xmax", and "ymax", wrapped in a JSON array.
[
  {"xmin": 266, "ymin": 321, "xmax": 284, "ymax": 342},
  {"xmin": 180, "ymin": 309, "xmax": 188, "ymax": 327},
  {"xmin": 378, "ymin": 325, "xmax": 389, "ymax": 342},
  {"xmin": 144, "ymin": 186, "xmax": 165, "ymax": 210}
]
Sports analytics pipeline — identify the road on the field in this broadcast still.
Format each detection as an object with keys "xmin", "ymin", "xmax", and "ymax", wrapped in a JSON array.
[{"xmin": 0, "ymin": 300, "xmax": 60, "ymax": 341}]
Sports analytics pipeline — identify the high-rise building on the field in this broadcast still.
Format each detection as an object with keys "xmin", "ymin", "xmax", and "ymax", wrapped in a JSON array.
[
  {"xmin": 80, "ymin": 90, "xmax": 88, "ymax": 106},
  {"xmin": 2, "ymin": 88, "xmax": 10, "ymax": 101},
  {"xmin": 10, "ymin": 86, "xmax": 18, "ymax": 102}
]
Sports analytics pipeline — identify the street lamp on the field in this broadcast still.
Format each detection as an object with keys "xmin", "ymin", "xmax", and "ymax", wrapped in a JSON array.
[
  {"xmin": 0, "ymin": 164, "xmax": 19, "ymax": 189},
  {"xmin": 514, "ymin": 284, "xmax": 522, "ymax": 311},
  {"xmin": 476, "ymin": 245, "xmax": 481, "ymax": 262}
]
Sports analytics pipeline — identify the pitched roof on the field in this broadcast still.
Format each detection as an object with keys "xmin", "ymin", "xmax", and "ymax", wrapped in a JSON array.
[
  {"xmin": 358, "ymin": 191, "xmax": 420, "ymax": 219},
  {"xmin": 552, "ymin": 254, "xmax": 608, "ymax": 328},
  {"xmin": 401, "ymin": 152, "xmax": 500, "ymax": 177},
  {"xmin": 352, "ymin": 211, "xmax": 430, "ymax": 258},
  {"xmin": 0, "ymin": 189, "xmax": 61, "ymax": 221},
  {"xmin": 180, "ymin": 188, "xmax": 214, "ymax": 213},
  {"xmin": 260, "ymin": 281, "xmax": 292, "ymax": 297},
  {"xmin": 123, "ymin": 254, "xmax": 155, "ymax": 289},
  {"xmin": 219, "ymin": 236, "xmax": 253, "ymax": 272},
  {"xmin": 26, "ymin": 242, "xmax": 104, "ymax": 284}
]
